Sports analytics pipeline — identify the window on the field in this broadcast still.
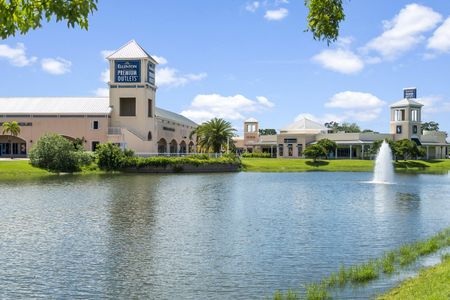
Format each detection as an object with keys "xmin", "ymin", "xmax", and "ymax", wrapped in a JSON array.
[
  {"xmin": 92, "ymin": 120, "xmax": 99, "ymax": 130},
  {"xmin": 120, "ymin": 98, "xmax": 136, "ymax": 116},
  {"xmin": 278, "ymin": 144, "xmax": 284, "ymax": 157},
  {"xmin": 147, "ymin": 131, "xmax": 152, "ymax": 141},
  {"xmin": 148, "ymin": 99, "xmax": 153, "ymax": 117},
  {"xmin": 396, "ymin": 125, "xmax": 402, "ymax": 134},
  {"xmin": 394, "ymin": 109, "xmax": 406, "ymax": 121},
  {"xmin": 284, "ymin": 138, "xmax": 297, "ymax": 143},
  {"xmin": 297, "ymin": 144, "xmax": 303, "ymax": 156},
  {"xmin": 413, "ymin": 125, "xmax": 418, "ymax": 134},
  {"xmin": 92, "ymin": 141, "xmax": 100, "ymax": 151},
  {"xmin": 288, "ymin": 144, "xmax": 293, "ymax": 156},
  {"xmin": 411, "ymin": 109, "xmax": 419, "ymax": 122}
]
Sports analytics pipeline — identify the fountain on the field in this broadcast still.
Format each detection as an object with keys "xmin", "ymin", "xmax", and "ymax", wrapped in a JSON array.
[{"xmin": 372, "ymin": 140, "xmax": 395, "ymax": 184}]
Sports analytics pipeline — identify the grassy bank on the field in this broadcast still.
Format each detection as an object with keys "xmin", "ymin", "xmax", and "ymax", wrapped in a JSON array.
[
  {"xmin": 270, "ymin": 227, "xmax": 450, "ymax": 300},
  {"xmin": 377, "ymin": 254, "xmax": 450, "ymax": 300},
  {"xmin": 242, "ymin": 158, "xmax": 450, "ymax": 173}
]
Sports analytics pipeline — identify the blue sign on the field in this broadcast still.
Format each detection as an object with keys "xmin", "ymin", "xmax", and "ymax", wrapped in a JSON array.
[
  {"xmin": 147, "ymin": 62, "xmax": 155, "ymax": 85},
  {"xmin": 115, "ymin": 60, "xmax": 141, "ymax": 83},
  {"xmin": 404, "ymin": 88, "xmax": 417, "ymax": 99}
]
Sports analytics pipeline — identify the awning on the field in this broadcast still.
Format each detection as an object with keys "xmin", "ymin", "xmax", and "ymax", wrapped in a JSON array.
[{"xmin": 411, "ymin": 138, "xmax": 422, "ymax": 146}]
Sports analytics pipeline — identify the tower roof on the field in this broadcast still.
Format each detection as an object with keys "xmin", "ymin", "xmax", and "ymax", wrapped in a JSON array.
[
  {"xmin": 107, "ymin": 40, "xmax": 158, "ymax": 63},
  {"xmin": 390, "ymin": 98, "xmax": 423, "ymax": 108},
  {"xmin": 245, "ymin": 117, "xmax": 258, "ymax": 122}
]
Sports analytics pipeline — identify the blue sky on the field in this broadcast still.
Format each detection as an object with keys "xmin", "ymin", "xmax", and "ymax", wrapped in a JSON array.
[{"xmin": 1, "ymin": 0, "xmax": 450, "ymax": 135}]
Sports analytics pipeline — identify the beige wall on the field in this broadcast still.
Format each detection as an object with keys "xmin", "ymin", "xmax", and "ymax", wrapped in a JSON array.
[
  {"xmin": 276, "ymin": 133, "xmax": 316, "ymax": 158},
  {"xmin": 155, "ymin": 118, "xmax": 196, "ymax": 153}
]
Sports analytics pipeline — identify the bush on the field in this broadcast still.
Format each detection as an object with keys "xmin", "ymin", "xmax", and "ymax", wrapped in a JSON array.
[
  {"xmin": 241, "ymin": 151, "xmax": 271, "ymax": 158},
  {"xmin": 29, "ymin": 133, "xmax": 90, "ymax": 173},
  {"xmin": 95, "ymin": 143, "xmax": 126, "ymax": 171}
]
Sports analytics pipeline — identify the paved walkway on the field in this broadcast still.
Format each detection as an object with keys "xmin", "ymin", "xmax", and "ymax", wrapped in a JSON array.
[{"xmin": 0, "ymin": 158, "xmax": 29, "ymax": 161}]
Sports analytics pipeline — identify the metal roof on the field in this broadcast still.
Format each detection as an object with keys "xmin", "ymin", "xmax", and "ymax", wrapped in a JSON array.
[
  {"xmin": 0, "ymin": 97, "xmax": 111, "ymax": 114},
  {"xmin": 245, "ymin": 117, "xmax": 258, "ymax": 122},
  {"xmin": 156, "ymin": 107, "xmax": 197, "ymax": 127},
  {"xmin": 107, "ymin": 40, "xmax": 158, "ymax": 63},
  {"xmin": 281, "ymin": 117, "xmax": 328, "ymax": 133},
  {"xmin": 390, "ymin": 98, "xmax": 423, "ymax": 108}
]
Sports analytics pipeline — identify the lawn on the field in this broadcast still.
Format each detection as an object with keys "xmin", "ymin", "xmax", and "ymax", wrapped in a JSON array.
[
  {"xmin": 242, "ymin": 158, "xmax": 450, "ymax": 173},
  {"xmin": 0, "ymin": 160, "xmax": 54, "ymax": 179},
  {"xmin": 377, "ymin": 255, "xmax": 450, "ymax": 300}
]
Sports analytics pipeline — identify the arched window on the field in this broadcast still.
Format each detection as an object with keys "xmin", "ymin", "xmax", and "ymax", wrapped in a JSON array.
[{"xmin": 147, "ymin": 131, "xmax": 152, "ymax": 141}]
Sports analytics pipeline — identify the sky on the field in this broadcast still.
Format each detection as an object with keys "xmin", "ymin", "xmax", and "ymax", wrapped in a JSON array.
[{"xmin": 1, "ymin": 0, "xmax": 450, "ymax": 135}]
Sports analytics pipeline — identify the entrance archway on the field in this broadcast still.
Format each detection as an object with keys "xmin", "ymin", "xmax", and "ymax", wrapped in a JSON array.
[
  {"xmin": 188, "ymin": 141, "xmax": 195, "ymax": 153},
  {"xmin": 179, "ymin": 141, "xmax": 187, "ymax": 154},
  {"xmin": 169, "ymin": 139, "xmax": 178, "ymax": 154},
  {"xmin": 0, "ymin": 135, "xmax": 27, "ymax": 157},
  {"xmin": 157, "ymin": 138, "xmax": 167, "ymax": 153}
]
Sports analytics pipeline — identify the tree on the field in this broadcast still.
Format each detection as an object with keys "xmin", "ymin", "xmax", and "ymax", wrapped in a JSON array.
[
  {"xmin": 2, "ymin": 121, "xmax": 21, "ymax": 158},
  {"xmin": 305, "ymin": 0, "xmax": 345, "ymax": 44},
  {"xmin": 368, "ymin": 140, "xmax": 384, "ymax": 156},
  {"xmin": 96, "ymin": 143, "xmax": 126, "ymax": 171},
  {"xmin": 324, "ymin": 121, "xmax": 361, "ymax": 133},
  {"xmin": 316, "ymin": 138, "xmax": 337, "ymax": 159},
  {"xmin": 191, "ymin": 118, "xmax": 236, "ymax": 153},
  {"xmin": 0, "ymin": 0, "xmax": 98, "ymax": 39},
  {"xmin": 421, "ymin": 121, "xmax": 439, "ymax": 132},
  {"xmin": 303, "ymin": 144, "xmax": 327, "ymax": 162},
  {"xmin": 259, "ymin": 128, "xmax": 277, "ymax": 135},
  {"xmin": 394, "ymin": 139, "xmax": 421, "ymax": 161}
]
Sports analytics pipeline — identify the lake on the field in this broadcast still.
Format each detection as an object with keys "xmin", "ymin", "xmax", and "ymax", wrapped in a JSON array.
[{"xmin": 0, "ymin": 172, "xmax": 449, "ymax": 299}]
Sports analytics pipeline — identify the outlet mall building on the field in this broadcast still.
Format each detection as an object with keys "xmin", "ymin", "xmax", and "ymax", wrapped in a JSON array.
[
  {"xmin": 0, "ymin": 40, "xmax": 198, "ymax": 158},
  {"xmin": 234, "ymin": 88, "xmax": 449, "ymax": 160},
  {"xmin": 0, "ymin": 40, "xmax": 448, "ymax": 160}
]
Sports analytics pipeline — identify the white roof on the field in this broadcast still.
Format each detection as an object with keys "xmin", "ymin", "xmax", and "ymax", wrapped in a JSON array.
[
  {"xmin": 0, "ymin": 97, "xmax": 111, "ymax": 114},
  {"xmin": 390, "ymin": 98, "xmax": 423, "ymax": 108},
  {"xmin": 245, "ymin": 117, "xmax": 258, "ymax": 122},
  {"xmin": 155, "ymin": 107, "xmax": 197, "ymax": 127},
  {"xmin": 107, "ymin": 40, "xmax": 158, "ymax": 63},
  {"xmin": 281, "ymin": 117, "xmax": 327, "ymax": 133}
]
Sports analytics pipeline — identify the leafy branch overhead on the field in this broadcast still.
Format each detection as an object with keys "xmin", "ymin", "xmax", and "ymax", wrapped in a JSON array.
[
  {"xmin": 0, "ymin": 0, "xmax": 98, "ymax": 39},
  {"xmin": 305, "ymin": 0, "xmax": 346, "ymax": 45}
]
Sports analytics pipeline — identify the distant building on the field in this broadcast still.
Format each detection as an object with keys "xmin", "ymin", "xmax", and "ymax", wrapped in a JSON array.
[
  {"xmin": 0, "ymin": 41, "xmax": 198, "ymax": 157},
  {"xmin": 234, "ymin": 88, "xmax": 448, "ymax": 159}
]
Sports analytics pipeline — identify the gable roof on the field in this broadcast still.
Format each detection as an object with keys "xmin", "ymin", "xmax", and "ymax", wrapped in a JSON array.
[
  {"xmin": 107, "ymin": 40, "xmax": 158, "ymax": 63},
  {"xmin": 281, "ymin": 117, "xmax": 327, "ymax": 133},
  {"xmin": 390, "ymin": 98, "xmax": 424, "ymax": 108},
  {"xmin": 155, "ymin": 107, "xmax": 197, "ymax": 127}
]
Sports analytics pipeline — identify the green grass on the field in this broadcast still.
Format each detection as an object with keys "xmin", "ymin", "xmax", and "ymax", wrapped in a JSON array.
[
  {"xmin": 377, "ymin": 255, "xmax": 450, "ymax": 300},
  {"xmin": 270, "ymin": 227, "xmax": 450, "ymax": 300},
  {"xmin": 242, "ymin": 158, "xmax": 450, "ymax": 173}
]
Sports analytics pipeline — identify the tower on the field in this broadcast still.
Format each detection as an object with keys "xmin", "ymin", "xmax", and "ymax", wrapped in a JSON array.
[
  {"xmin": 244, "ymin": 118, "xmax": 259, "ymax": 149},
  {"xmin": 390, "ymin": 88, "xmax": 423, "ymax": 142},
  {"xmin": 106, "ymin": 40, "xmax": 158, "ymax": 151}
]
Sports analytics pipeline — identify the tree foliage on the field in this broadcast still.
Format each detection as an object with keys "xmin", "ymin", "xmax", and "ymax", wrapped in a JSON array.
[
  {"xmin": 96, "ymin": 143, "xmax": 128, "ymax": 171},
  {"xmin": 325, "ymin": 121, "xmax": 361, "ymax": 133},
  {"xmin": 191, "ymin": 118, "xmax": 236, "ymax": 153},
  {"xmin": 316, "ymin": 138, "xmax": 337, "ymax": 159},
  {"xmin": 0, "ymin": 0, "xmax": 98, "ymax": 39},
  {"xmin": 421, "ymin": 121, "xmax": 439, "ymax": 132},
  {"xmin": 303, "ymin": 144, "xmax": 327, "ymax": 162},
  {"xmin": 305, "ymin": 0, "xmax": 346, "ymax": 45},
  {"xmin": 29, "ymin": 133, "xmax": 93, "ymax": 172},
  {"xmin": 2, "ymin": 121, "xmax": 21, "ymax": 137},
  {"xmin": 259, "ymin": 128, "xmax": 277, "ymax": 135}
]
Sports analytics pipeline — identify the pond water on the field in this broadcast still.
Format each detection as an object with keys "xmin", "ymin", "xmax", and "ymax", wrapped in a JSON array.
[{"xmin": 0, "ymin": 172, "xmax": 449, "ymax": 299}]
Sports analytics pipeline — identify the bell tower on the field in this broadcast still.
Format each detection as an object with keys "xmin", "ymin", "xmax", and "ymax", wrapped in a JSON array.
[
  {"xmin": 390, "ymin": 88, "xmax": 423, "ymax": 141},
  {"xmin": 106, "ymin": 40, "xmax": 158, "ymax": 151}
]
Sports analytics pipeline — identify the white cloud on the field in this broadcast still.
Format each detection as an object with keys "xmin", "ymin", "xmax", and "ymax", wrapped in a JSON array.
[
  {"xmin": 152, "ymin": 55, "xmax": 168, "ymax": 65},
  {"xmin": 41, "ymin": 57, "xmax": 72, "ymax": 75},
  {"xmin": 264, "ymin": 8, "xmax": 288, "ymax": 21},
  {"xmin": 427, "ymin": 17, "xmax": 450, "ymax": 53},
  {"xmin": 180, "ymin": 94, "xmax": 275, "ymax": 123},
  {"xmin": 245, "ymin": 1, "xmax": 260, "ymax": 13},
  {"xmin": 156, "ymin": 67, "xmax": 207, "ymax": 87},
  {"xmin": 101, "ymin": 69, "xmax": 109, "ymax": 83},
  {"xmin": 417, "ymin": 95, "xmax": 450, "ymax": 115},
  {"xmin": 0, "ymin": 43, "xmax": 37, "ymax": 67},
  {"xmin": 325, "ymin": 91, "xmax": 385, "ymax": 109},
  {"xmin": 312, "ymin": 49, "xmax": 364, "ymax": 74},
  {"xmin": 101, "ymin": 50, "xmax": 114, "ymax": 59},
  {"xmin": 94, "ymin": 88, "xmax": 109, "ymax": 97},
  {"xmin": 364, "ymin": 4, "xmax": 442, "ymax": 59}
]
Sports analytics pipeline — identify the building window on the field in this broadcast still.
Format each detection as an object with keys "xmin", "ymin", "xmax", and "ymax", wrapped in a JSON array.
[
  {"xmin": 284, "ymin": 138, "xmax": 297, "ymax": 144},
  {"xmin": 396, "ymin": 125, "xmax": 402, "ymax": 134},
  {"xmin": 411, "ymin": 109, "xmax": 419, "ymax": 122},
  {"xmin": 297, "ymin": 144, "xmax": 303, "ymax": 156},
  {"xmin": 120, "ymin": 97, "xmax": 136, "ymax": 116},
  {"xmin": 147, "ymin": 131, "xmax": 152, "ymax": 141},
  {"xmin": 395, "ymin": 109, "xmax": 406, "ymax": 121},
  {"xmin": 288, "ymin": 144, "xmax": 293, "ymax": 156},
  {"xmin": 92, "ymin": 141, "xmax": 100, "ymax": 151},
  {"xmin": 92, "ymin": 120, "xmax": 99, "ymax": 130},
  {"xmin": 413, "ymin": 125, "xmax": 418, "ymax": 134},
  {"xmin": 148, "ymin": 99, "xmax": 153, "ymax": 117},
  {"xmin": 278, "ymin": 144, "xmax": 284, "ymax": 157}
]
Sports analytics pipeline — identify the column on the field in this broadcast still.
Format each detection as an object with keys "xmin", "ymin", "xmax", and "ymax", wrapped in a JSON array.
[
  {"xmin": 426, "ymin": 146, "xmax": 429, "ymax": 160},
  {"xmin": 335, "ymin": 147, "xmax": 338, "ymax": 159},
  {"xmin": 350, "ymin": 145, "xmax": 353, "ymax": 159},
  {"xmin": 362, "ymin": 145, "xmax": 365, "ymax": 160}
]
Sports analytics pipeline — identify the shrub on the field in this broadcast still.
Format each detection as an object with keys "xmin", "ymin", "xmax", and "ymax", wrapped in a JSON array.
[
  {"xmin": 241, "ymin": 151, "xmax": 271, "ymax": 158},
  {"xmin": 29, "ymin": 133, "xmax": 89, "ymax": 173},
  {"xmin": 96, "ymin": 143, "xmax": 126, "ymax": 171}
]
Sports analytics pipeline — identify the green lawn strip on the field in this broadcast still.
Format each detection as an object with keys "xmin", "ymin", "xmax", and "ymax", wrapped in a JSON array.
[
  {"xmin": 270, "ymin": 227, "xmax": 450, "ymax": 300},
  {"xmin": 377, "ymin": 255, "xmax": 450, "ymax": 300},
  {"xmin": 242, "ymin": 158, "xmax": 450, "ymax": 173}
]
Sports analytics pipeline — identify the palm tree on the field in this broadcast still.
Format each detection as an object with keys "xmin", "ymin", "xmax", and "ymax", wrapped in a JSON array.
[
  {"xmin": 191, "ymin": 118, "xmax": 236, "ymax": 153},
  {"xmin": 2, "ymin": 121, "xmax": 21, "ymax": 159}
]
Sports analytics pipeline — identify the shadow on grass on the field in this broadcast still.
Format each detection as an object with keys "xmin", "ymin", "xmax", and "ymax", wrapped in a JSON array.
[
  {"xmin": 305, "ymin": 160, "xmax": 330, "ymax": 167},
  {"xmin": 395, "ymin": 161, "xmax": 430, "ymax": 169}
]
